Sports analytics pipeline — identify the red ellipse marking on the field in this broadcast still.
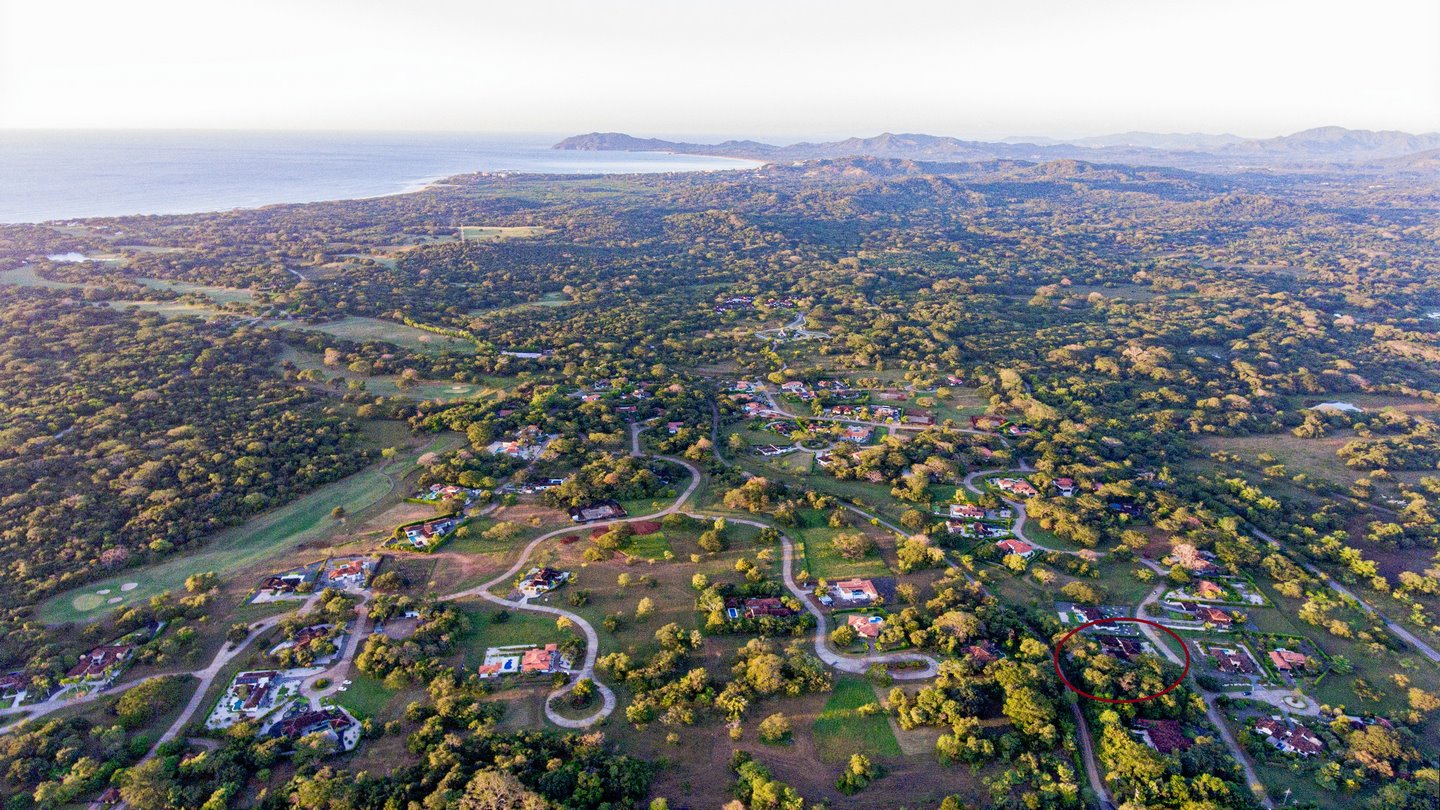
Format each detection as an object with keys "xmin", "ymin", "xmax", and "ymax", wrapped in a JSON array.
[{"xmin": 1052, "ymin": 617, "xmax": 1191, "ymax": 704}]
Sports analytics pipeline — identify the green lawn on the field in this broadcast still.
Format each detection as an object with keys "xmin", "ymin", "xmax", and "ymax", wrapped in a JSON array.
[
  {"xmin": 332, "ymin": 672, "xmax": 400, "ymax": 720},
  {"xmin": 284, "ymin": 316, "xmax": 477, "ymax": 355},
  {"xmin": 452, "ymin": 602, "xmax": 574, "ymax": 669},
  {"xmin": 792, "ymin": 509, "xmax": 891, "ymax": 581},
  {"xmin": 39, "ymin": 434, "xmax": 459, "ymax": 624},
  {"xmin": 812, "ymin": 676, "xmax": 902, "ymax": 762},
  {"xmin": 622, "ymin": 532, "xmax": 673, "ymax": 560}
]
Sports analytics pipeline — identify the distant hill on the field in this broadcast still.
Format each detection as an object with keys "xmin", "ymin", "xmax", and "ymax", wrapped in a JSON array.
[{"xmin": 554, "ymin": 127, "xmax": 1440, "ymax": 172}]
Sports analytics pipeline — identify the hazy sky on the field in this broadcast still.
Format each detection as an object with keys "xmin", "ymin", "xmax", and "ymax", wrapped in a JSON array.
[{"xmin": 2, "ymin": 0, "xmax": 1437, "ymax": 139}]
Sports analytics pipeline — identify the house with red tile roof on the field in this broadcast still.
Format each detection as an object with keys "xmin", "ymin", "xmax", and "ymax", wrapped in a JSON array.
[
  {"xmin": 1269, "ymin": 648, "xmax": 1309, "ymax": 671},
  {"xmin": 995, "ymin": 538, "xmax": 1037, "ymax": 558},
  {"xmin": 64, "ymin": 644, "xmax": 133, "ymax": 683},
  {"xmin": 993, "ymin": 477, "xmax": 1039, "ymax": 499},
  {"xmin": 1254, "ymin": 717, "xmax": 1324, "ymax": 756},
  {"xmin": 1196, "ymin": 606, "xmax": 1234, "ymax": 626},
  {"xmin": 1134, "ymin": 719, "xmax": 1194, "ymax": 754},
  {"xmin": 1054, "ymin": 477, "xmax": 1078, "ymax": 497},
  {"xmin": 521, "ymin": 644, "xmax": 562, "ymax": 673},
  {"xmin": 847, "ymin": 614, "xmax": 884, "ymax": 639},
  {"xmin": 949, "ymin": 503, "xmax": 986, "ymax": 519},
  {"xmin": 1194, "ymin": 580, "xmax": 1226, "ymax": 600},
  {"xmin": 831, "ymin": 578, "xmax": 879, "ymax": 603}
]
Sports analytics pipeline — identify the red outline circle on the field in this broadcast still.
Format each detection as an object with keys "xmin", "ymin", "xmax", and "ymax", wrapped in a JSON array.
[{"xmin": 1052, "ymin": 617, "xmax": 1191, "ymax": 704}]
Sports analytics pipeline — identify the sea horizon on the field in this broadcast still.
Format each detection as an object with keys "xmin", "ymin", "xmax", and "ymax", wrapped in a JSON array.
[{"xmin": 0, "ymin": 130, "xmax": 759, "ymax": 223}]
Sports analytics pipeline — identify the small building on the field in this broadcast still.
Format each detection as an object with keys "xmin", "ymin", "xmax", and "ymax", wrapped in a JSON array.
[
  {"xmin": 1054, "ymin": 477, "xmax": 1077, "ymax": 497},
  {"xmin": 963, "ymin": 641, "xmax": 1002, "ymax": 665},
  {"xmin": 568, "ymin": 500, "xmax": 627, "ymax": 523},
  {"xmin": 844, "ymin": 425, "xmax": 873, "ymax": 442},
  {"xmin": 666, "ymin": 421, "xmax": 685, "ymax": 434}
]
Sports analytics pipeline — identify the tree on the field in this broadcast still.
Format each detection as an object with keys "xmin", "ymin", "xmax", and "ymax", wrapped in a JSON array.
[
  {"xmin": 830, "ymin": 624, "xmax": 858, "ymax": 647},
  {"xmin": 832, "ymin": 531, "xmax": 874, "ymax": 560},
  {"xmin": 636, "ymin": 597, "xmax": 655, "ymax": 620},
  {"xmin": 759, "ymin": 712, "xmax": 791, "ymax": 743},
  {"xmin": 185, "ymin": 571, "xmax": 219, "ymax": 593},
  {"xmin": 458, "ymin": 769, "xmax": 549, "ymax": 810}
]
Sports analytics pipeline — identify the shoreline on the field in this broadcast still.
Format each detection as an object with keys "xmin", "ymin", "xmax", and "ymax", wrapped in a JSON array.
[{"xmin": 0, "ymin": 138, "xmax": 765, "ymax": 225}]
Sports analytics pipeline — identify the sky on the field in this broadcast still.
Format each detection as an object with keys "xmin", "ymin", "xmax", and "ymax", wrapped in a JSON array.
[{"xmin": 2, "ymin": 0, "xmax": 1438, "ymax": 140}]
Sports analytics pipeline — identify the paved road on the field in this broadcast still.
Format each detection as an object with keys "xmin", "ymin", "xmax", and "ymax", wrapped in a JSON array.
[
  {"xmin": 960, "ymin": 466, "xmax": 1104, "ymax": 558},
  {"xmin": 1134, "ymin": 582, "xmax": 1273, "ymax": 809},
  {"xmin": 1070, "ymin": 701, "xmax": 1114, "ymax": 809},
  {"xmin": 301, "ymin": 594, "xmax": 371, "ymax": 701},
  {"xmin": 700, "ymin": 512, "xmax": 940, "ymax": 679},
  {"xmin": 1250, "ymin": 526, "xmax": 1440, "ymax": 666}
]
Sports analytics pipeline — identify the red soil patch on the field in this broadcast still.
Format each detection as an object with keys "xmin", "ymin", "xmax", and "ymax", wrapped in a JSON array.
[{"xmin": 630, "ymin": 520, "xmax": 662, "ymax": 534}]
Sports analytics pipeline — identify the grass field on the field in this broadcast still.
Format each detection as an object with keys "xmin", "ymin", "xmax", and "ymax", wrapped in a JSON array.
[
  {"xmin": 791, "ymin": 509, "xmax": 892, "ymax": 581},
  {"xmin": 0, "ymin": 265, "xmax": 87, "ymax": 289},
  {"xmin": 622, "ymin": 531, "xmax": 674, "ymax": 560},
  {"xmin": 811, "ymin": 676, "xmax": 902, "ymax": 762},
  {"xmin": 283, "ymin": 316, "xmax": 477, "ymax": 355},
  {"xmin": 459, "ymin": 225, "xmax": 551, "ymax": 241},
  {"xmin": 451, "ymin": 602, "xmax": 574, "ymax": 669},
  {"xmin": 39, "ymin": 431, "xmax": 460, "ymax": 623},
  {"xmin": 135, "ymin": 277, "xmax": 256, "ymax": 304},
  {"xmin": 279, "ymin": 347, "xmax": 496, "ymax": 401}
]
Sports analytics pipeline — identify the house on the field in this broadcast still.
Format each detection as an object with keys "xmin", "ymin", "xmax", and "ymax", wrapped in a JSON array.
[
  {"xmin": 260, "ymin": 572, "xmax": 311, "ymax": 595},
  {"xmin": 325, "ymin": 558, "xmax": 370, "ymax": 587},
  {"xmin": 872, "ymin": 406, "xmax": 901, "ymax": 420},
  {"xmin": 1254, "ymin": 717, "xmax": 1324, "ymax": 756},
  {"xmin": 963, "ymin": 641, "xmax": 1002, "ymax": 665},
  {"xmin": 1098, "ymin": 636, "xmax": 1146, "ymax": 661},
  {"xmin": 1194, "ymin": 580, "xmax": 1226, "ymax": 600},
  {"xmin": 1269, "ymin": 648, "xmax": 1309, "ymax": 672},
  {"xmin": 0, "ymin": 672, "xmax": 27, "ymax": 697},
  {"xmin": 844, "ymin": 425, "xmax": 872, "ymax": 442},
  {"xmin": 1006, "ymin": 424, "xmax": 1033, "ymax": 436},
  {"xmin": 568, "ymin": 500, "xmax": 627, "ymax": 523},
  {"xmin": 1196, "ymin": 606, "xmax": 1233, "ymax": 626},
  {"xmin": 756, "ymin": 444, "xmax": 795, "ymax": 457},
  {"xmin": 519, "ymin": 567, "xmax": 570, "ymax": 598},
  {"xmin": 993, "ymin": 477, "xmax": 1039, "ymax": 499},
  {"xmin": 743, "ymin": 401, "xmax": 766, "ymax": 415},
  {"xmin": 521, "ymin": 643, "xmax": 563, "ymax": 673},
  {"xmin": 666, "ymin": 421, "xmax": 685, "ymax": 434},
  {"xmin": 1054, "ymin": 477, "xmax": 1078, "ymax": 497},
  {"xmin": 995, "ymin": 538, "xmax": 1036, "ymax": 558},
  {"xmin": 970, "ymin": 414, "xmax": 1006, "ymax": 431},
  {"xmin": 741, "ymin": 597, "xmax": 795, "ymax": 618},
  {"xmin": 229, "ymin": 670, "xmax": 281, "ymax": 714},
  {"xmin": 829, "ymin": 405, "xmax": 856, "ymax": 416},
  {"xmin": 65, "ymin": 644, "xmax": 133, "ymax": 681},
  {"xmin": 1209, "ymin": 646, "xmax": 1256, "ymax": 674},
  {"xmin": 902, "ymin": 413, "xmax": 935, "ymax": 427},
  {"xmin": 847, "ymin": 614, "xmax": 885, "ymax": 639},
  {"xmin": 403, "ymin": 517, "xmax": 459, "ymax": 549},
  {"xmin": 949, "ymin": 503, "xmax": 986, "ymax": 519},
  {"xmin": 1134, "ymin": 719, "xmax": 1193, "ymax": 754},
  {"xmin": 271, "ymin": 707, "xmax": 358, "ymax": 749},
  {"xmin": 832, "ymin": 578, "xmax": 880, "ymax": 603}
]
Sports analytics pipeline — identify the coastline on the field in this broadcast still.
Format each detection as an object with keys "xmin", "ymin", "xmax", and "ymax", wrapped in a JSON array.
[{"xmin": 0, "ymin": 133, "xmax": 765, "ymax": 224}]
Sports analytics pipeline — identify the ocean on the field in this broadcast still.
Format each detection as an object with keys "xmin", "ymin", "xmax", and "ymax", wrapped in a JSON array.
[{"xmin": 0, "ymin": 131, "xmax": 756, "ymax": 223}]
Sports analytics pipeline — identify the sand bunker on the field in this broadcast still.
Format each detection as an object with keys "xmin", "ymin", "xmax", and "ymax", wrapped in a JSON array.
[{"xmin": 121, "ymin": 582, "xmax": 138, "ymax": 591}]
